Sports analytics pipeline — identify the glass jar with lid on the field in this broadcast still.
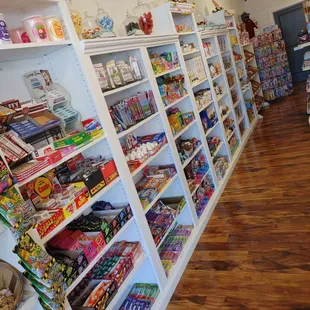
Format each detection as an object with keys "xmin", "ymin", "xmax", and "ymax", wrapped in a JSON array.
[
  {"xmin": 132, "ymin": 0, "xmax": 154, "ymax": 35},
  {"xmin": 82, "ymin": 12, "xmax": 104, "ymax": 39},
  {"xmin": 96, "ymin": 6, "xmax": 116, "ymax": 37},
  {"xmin": 66, "ymin": 0, "xmax": 82, "ymax": 39},
  {"xmin": 123, "ymin": 10, "xmax": 144, "ymax": 36},
  {"xmin": 196, "ymin": 10, "xmax": 206, "ymax": 31}
]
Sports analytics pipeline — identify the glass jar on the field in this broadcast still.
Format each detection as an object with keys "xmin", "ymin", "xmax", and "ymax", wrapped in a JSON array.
[
  {"xmin": 196, "ymin": 10, "xmax": 206, "ymax": 32},
  {"xmin": 82, "ymin": 12, "xmax": 103, "ymax": 40},
  {"xmin": 96, "ymin": 8, "xmax": 116, "ymax": 37},
  {"xmin": 67, "ymin": 0, "xmax": 82, "ymax": 39},
  {"xmin": 123, "ymin": 10, "xmax": 144, "ymax": 36},
  {"xmin": 133, "ymin": 0, "xmax": 154, "ymax": 35}
]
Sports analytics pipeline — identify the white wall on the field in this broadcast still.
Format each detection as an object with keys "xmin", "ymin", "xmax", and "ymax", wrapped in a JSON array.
[{"xmin": 243, "ymin": 0, "xmax": 303, "ymax": 28}]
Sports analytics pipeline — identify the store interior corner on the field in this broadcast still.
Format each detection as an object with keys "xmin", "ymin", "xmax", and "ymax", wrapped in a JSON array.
[{"xmin": 0, "ymin": 0, "xmax": 309, "ymax": 310}]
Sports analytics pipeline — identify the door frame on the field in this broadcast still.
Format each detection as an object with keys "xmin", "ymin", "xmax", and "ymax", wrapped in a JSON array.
[{"xmin": 264, "ymin": 1, "xmax": 304, "ymax": 26}]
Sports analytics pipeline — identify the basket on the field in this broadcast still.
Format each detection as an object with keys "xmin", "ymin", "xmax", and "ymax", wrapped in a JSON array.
[{"xmin": 0, "ymin": 261, "xmax": 24, "ymax": 310}]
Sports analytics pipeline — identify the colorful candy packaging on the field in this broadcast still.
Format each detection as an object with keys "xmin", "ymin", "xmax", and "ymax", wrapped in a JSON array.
[{"xmin": 0, "ymin": 154, "xmax": 13, "ymax": 194}]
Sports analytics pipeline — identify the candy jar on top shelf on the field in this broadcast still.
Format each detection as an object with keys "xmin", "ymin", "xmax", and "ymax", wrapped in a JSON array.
[
  {"xmin": 66, "ymin": 0, "xmax": 82, "ymax": 39},
  {"xmin": 82, "ymin": 12, "xmax": 104, "ymax": 39},
  {"xmin": 123, "ymin": 10, "xmax": 144, "ymax": 36},
  {"xmin": 196, "ymin": 10, "xmax": 206, "ymax": 32},
  {"xmin": 96, "ymin": 5, "xmax": 116, "ymax": 37},
  {"xmin": 133, "ymin": 0, "xmax": 154, "ymax": 35}
]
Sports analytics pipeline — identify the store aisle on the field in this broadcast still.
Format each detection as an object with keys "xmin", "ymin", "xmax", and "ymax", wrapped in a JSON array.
[{"xmin": 167, "ymin": 83, "xmax": 310, "ymax": 310}]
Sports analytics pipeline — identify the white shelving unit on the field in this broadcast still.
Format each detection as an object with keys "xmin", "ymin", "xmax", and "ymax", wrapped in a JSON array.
[
  {"xmin": 211, "ymin": 11, "xmax": 259, "ymax": 131},
  {"xmin": 0, "ymin": 1, "xmax": 258, "ymax": 310}
]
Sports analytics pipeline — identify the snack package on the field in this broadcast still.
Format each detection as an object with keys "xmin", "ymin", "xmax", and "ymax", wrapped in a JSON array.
[
  {"xmin": 0, "ymin": 154, "xmax": 13, "ymax": 194},
  {"xmin": 106, "ymin": 60, "xmax": 123, "ymax": 88},
  {"xmin": 15, "ymin": 234, "xmax": 60, "ymax": 280},
  {"xmin": 116, "ymin": 60, "xmax": 135, "ymax": 84},
  {"xmin": 93, "ymin": 63, "xmax": 113, "ymax": 92}
]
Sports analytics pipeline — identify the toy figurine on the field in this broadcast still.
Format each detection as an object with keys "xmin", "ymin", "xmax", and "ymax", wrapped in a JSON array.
[{"xmin": 212, "ymin": 0, "xmax": 223, "ymax": 13}]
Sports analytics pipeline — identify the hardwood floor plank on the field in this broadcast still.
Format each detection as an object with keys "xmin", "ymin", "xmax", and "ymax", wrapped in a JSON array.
[{"xmin": 167, "ymin": 83, "xmax": 310, "ymax": 309}]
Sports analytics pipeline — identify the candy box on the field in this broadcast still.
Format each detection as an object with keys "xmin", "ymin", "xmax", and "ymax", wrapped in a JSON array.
[
  {"xmin": 31, "ymin": 110, "xmax": 61, "ymax": 130},
  {"xmin": 120, "ymin": 242, "xmax": 142, "ymax": 264},
  {"xmin": 71, "ymin": 280, "xmax": 117, "ymax": 310},
  {"xmin": 138, "ymin": 188, "xmax": 158, "ymax": 209},
  {"xmin": 53, "ymin": 131, "xmax": 92, "ymax": 149},
  {"xmin": 80, "ymin": 232, "xmax": 106, "ymax": 263},
  {"xmin": 103, "ymin": 257, "xmax": 133, "ymax": 288},
  {"xmin": 159, "ymin": 196, "xmax": 186, "ymax": 215},
  {"xmin": 36, "ymin": 208, "xmax": 66, "ymax": 238},
  {"xmin": 99, "ymin": 159, "xmax": 118, "ymax": 185},
  {"xmin": 66, "ymin": 168, "xmax": 106, "ymax": 197}
]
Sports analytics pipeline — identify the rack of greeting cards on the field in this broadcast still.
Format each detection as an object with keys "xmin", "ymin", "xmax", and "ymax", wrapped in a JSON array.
[
  {"xmin": 251, "ymin": 25, "xmax": 293, "ymax": 102},
  {"xmin": 0, "ymin": 1, "xmax": 258, "ymax": 310}
]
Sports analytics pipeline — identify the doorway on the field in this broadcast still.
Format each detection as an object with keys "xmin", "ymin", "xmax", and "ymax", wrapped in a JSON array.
[{"xmin": 274, "ymin": 3, "xmax": 308, "ymax": 83}]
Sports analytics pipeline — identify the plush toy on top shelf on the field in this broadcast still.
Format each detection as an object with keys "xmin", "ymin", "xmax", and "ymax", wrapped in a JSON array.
[{"xmin": 212, "ymin": 0, "xmax": 223, "ymax": 13}]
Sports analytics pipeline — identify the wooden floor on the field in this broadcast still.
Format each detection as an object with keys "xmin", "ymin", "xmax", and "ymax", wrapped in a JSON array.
[{"xmin": 168, "ymin": 83, "xmax": 310, "ymax": 310}]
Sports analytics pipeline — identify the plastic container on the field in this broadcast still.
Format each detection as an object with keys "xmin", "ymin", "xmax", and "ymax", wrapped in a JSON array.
[
  {"xmin": 0, "ymin": 13, "xmax": 12, "ymax": 44},
  {"xmin": 9, "ymin": 28, "xmax": 31, "ymax": 43},
  {"xmin": 123, "ymin": 10, "xmax": 144, "ymax": 36},
  {"xmin": 22, "ymin": 15, "xmax": 49, "ymax": 42},
  {"xmin": 133, "ymin": 0, "xmax": 154, "ymax": 35},
  {"xmin": 44, "ymin": 16, "xmax": 65, "ymax": 41}
]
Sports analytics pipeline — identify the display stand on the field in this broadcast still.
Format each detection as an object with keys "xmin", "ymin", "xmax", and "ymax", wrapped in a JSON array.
[
  {"xmin": 251, "ymin": 26, "xmax": 293, "ymax": 103},
  {"xmin": 0, "ymin": 1, "xmax": 258, "ymax": 310}
]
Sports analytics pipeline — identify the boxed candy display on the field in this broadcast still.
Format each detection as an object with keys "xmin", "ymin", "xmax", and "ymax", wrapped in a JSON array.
[
  {"xmin": 0, "ymin": 130, "xmax": 34, "ymax": 167},
  {"xmin": 123, "ymin": 132, "xmax": 167, "ymax": 173},
  {"xmin": 66, "ymin": 203, "xmax": 133, "ymax": 244},
  {"xmin": 167, "ymin": 107, "xmax": 195, "ymax": 137},
  {"xmin": 67, "ymin": 241, "xmax": 142, "ymax": 308},
  {"xmin": 109, "ymin": 90, "xmax": 157, "ymax": 134},
  {"xmin": 149, "ymin": 50, "xmax": 180, "ymax": 75},
  {"xmin": 120, "ymin": 283, "xmax": 160, "ymax": 310},
  {"xmin": 70, "ymin": 279, "xmax": 117, "ymax": 310},
  {"xmin": 136, "ymin": 164, "xmax": 176, "ymax": 209},
  {"xmin": 146, "ymin": 200, "xmax": 178, "ymax": 246},
  {"xmin": 159, "ymin": 225, "xmax": 193, "ymax": 276},
  {"xmin": 157, "ymin": 74, "xmax": 187, "ymax": 106}
]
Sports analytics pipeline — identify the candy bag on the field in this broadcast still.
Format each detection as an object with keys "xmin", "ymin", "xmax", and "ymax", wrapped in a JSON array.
[
  {"xmin": 116, "ymin": 60, "xmax": 135, "ymax": 84},
  {"xmin": 106, "ymin": 60, "xmax": 123, "ymax": 88}
]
